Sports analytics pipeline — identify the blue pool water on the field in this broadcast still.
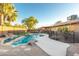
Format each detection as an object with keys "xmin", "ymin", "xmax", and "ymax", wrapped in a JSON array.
[
  {"xmin": 12, "ymin": 34, "xmax": 37, "ymax": 47},
  {"xmin": 11, "ymin": 33, "xmax": 45, "ymax": 47},
  {"xmin": 3, "ymin": 35, "xmax": 20, "ymax": 44}
]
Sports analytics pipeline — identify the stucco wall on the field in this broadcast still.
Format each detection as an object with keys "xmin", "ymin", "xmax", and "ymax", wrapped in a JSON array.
[
  {"xmin": 0, "ymin": 26, "xmax": 26, "ymax": 33},
  {"xmin": 42, "ymin": 23, "xmax": 79, "ymax": 32}
]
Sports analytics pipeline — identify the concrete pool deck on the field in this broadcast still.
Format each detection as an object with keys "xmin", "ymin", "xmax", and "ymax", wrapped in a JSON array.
[
  {"xmin": 0, "ymin": 44, "xmax": 48, "ymax": 56},
  {"xmin": 35, "ymin": 34, "xmax": 70, "ymax": 56}
]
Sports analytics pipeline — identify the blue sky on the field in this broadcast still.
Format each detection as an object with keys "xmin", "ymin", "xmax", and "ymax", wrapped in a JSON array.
[{"xmin": 14, "ymin": 3, "xmax": 79, "ymax": 28}]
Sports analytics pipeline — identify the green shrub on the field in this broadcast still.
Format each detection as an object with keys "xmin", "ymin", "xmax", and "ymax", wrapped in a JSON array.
[
  {"xmin": 57, "ymin": 28, "xmax": 63, "ymax": 32},
  {"xmin": 62, "ymin": 27, "xmax": 69, "ymax": 33}
]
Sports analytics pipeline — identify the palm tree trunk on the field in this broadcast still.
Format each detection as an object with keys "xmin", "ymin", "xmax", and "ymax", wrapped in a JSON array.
[
  {"xmin": 1, "ymin": 13, "xmax": 4, "ymax": 25},
  {"xmin": 0, "ymin": 13, "xmax": 4, "ymax": 34}
]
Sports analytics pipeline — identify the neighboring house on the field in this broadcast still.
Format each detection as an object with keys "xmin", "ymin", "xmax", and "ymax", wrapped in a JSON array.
[{"xmin": 39, "ymin": 20, "xmax": 79, "ymax": 32}]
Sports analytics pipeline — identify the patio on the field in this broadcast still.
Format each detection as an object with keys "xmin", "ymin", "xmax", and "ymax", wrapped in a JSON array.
[{"xmin": 0, "ymin": 44, "xmax": 48, "ymax": 56}]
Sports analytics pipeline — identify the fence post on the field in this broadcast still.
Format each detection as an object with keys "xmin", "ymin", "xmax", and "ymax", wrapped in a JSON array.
[{"xmin": 73, "ymin": 31, "xmax": 75, "ymax": 43}]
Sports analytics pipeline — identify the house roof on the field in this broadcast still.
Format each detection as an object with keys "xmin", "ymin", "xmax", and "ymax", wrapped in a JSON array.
[
  {"xmin": 40, "ymin": 20, "xmax": 79, "ymax": 28},
  {"xmin": 53, "ymin": 20, "xmax": 79, "ymax": 27}
]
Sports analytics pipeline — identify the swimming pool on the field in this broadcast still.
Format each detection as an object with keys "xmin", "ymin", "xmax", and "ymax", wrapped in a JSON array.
[
  {"xmin": 12, "ymin": 34, "xmax": 37, "ymax": 47},
  {"xmin": 11, "ymin": 33, "xmax": 46, "ymax": 47},
  {"xmin": 3, "ymin": 35, "xmax": 20, "ymax": 44}
]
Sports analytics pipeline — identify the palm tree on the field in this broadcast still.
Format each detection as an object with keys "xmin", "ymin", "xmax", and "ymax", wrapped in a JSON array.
[
  {"xmin": 0, "ymin": 3, "xmax": 18, "ymax": 26},
  {"xmin": 22, "ymin": 16, "xmax": 38, "ymax": 30},
  {"xmin": 0, "ymin": 3, "xmax": 4, "ymax": 25},
  {"xmin": 4, "ymin": 3, "xmax": 18, "ymax": 25}
]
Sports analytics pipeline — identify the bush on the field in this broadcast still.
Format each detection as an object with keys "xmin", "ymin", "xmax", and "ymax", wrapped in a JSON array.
[
  {"xmin": 62, "ymin": 27, "xmax": 69, "ymax": 33},
  {"xmin": 57, "ymin": 28, "xmax": 63, "ymax": 32},
  {"xmin": 57, "ymin": 27, "xmax": 69, "ymax": 33},
  {"xmin": 14, "ymin": 31, "xmax": 30, "ymax": 35}
]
